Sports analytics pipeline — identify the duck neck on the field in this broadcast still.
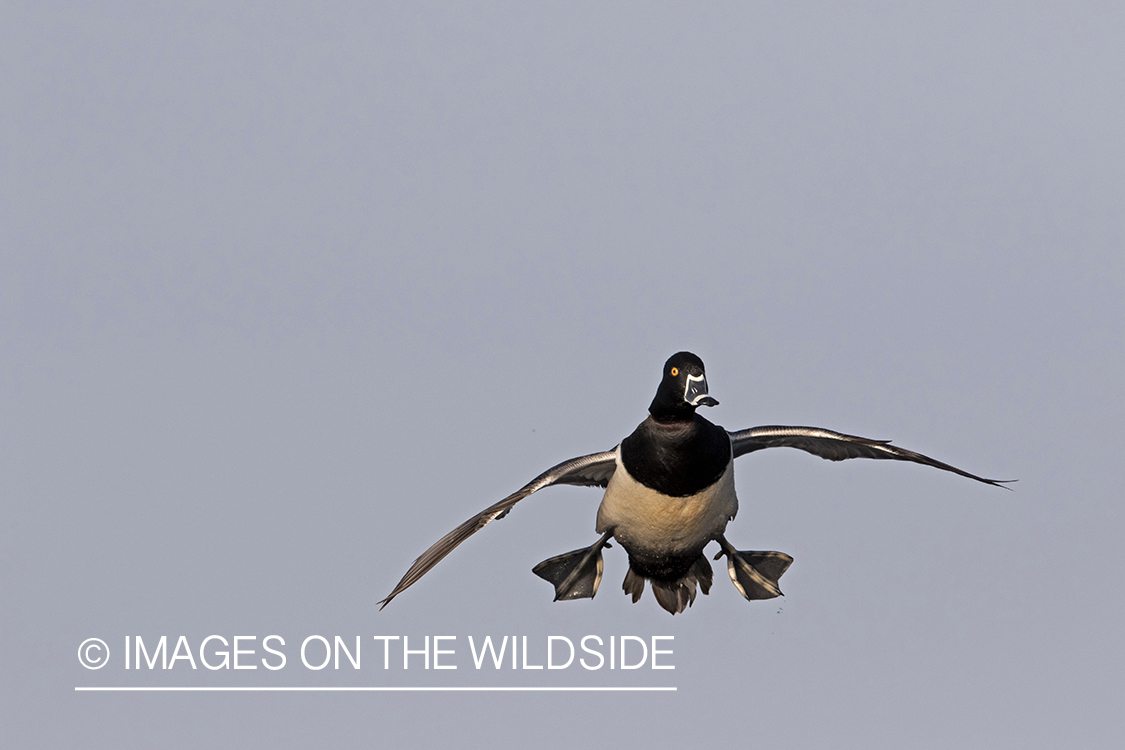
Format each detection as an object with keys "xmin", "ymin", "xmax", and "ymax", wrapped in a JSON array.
[{"xmin": 648, "ymin": 398, "xmax": 697, "ymax": 425}]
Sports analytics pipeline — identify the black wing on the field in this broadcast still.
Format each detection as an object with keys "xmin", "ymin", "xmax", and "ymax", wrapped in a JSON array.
[
  {"xmin": 378, "ymin": 450, "xmax": 618, "ymax": 609},
  {"xmin": 729, "ymin": 426, "xmax": 1013, "ymax": 488}
]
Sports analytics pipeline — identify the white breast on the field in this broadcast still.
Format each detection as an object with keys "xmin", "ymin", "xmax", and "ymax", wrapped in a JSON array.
[{"xmin": 595, "ymin": 447, "xmax": 737, "ymax": 556}]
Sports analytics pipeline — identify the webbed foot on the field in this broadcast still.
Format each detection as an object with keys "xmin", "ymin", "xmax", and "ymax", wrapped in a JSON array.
[
  {"xmin": 715, "ymin": 536, "xmax": 793, "ymax": 601},
  {"xmin": 532, "ymin": 531, "xmax": 613, "ymax": 601}
]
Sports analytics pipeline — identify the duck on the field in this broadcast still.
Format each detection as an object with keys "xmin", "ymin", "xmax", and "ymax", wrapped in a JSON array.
[{"xmin": 379, "ymin": 352, "xmax": 1011, "ymax": 615}]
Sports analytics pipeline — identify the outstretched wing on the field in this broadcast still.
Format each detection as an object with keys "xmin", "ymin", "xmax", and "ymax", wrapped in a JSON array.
[
  {"xmin": 378, "ymin": 450, "xmax": 618, "ymax": 609},
  {"xmin": 729, "ymin": 425, "xmax": 1013, "ymax": 488}
]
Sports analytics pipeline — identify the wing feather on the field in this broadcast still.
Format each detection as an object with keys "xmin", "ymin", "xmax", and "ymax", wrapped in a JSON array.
[
  {"xmin": 378, "ymin": 450, "xmax": 617, "ymax": 609},
  {"xmin": 729, "ymin": 425, "xmax": 1013, "ymax": 488}
]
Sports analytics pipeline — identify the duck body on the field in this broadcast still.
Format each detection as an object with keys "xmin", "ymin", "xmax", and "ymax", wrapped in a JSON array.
[{"xmin": 597, "ymin": 414, "xmax": 735, "ymax": 597}]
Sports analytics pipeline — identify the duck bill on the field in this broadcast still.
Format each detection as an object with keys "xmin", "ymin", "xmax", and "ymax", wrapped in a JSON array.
[{"xmin": 684, "ymin": 374, "xmax": 718, "ymax": 407}]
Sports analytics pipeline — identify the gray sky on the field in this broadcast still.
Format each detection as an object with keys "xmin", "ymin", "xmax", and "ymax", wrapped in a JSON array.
[{"xmin": 3, "ymin": 3, "xmax": 1123, "ymax": 748}]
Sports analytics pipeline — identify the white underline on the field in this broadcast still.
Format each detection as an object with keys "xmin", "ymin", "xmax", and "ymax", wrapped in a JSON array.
[{"xmin": 75, "ymin": 686, "xmax": 676, "ymax": 692}]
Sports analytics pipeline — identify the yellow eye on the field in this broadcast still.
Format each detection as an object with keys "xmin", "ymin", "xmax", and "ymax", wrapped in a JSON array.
[{"xmin": 670, "ymin": 367, "xmax": 679, "ymax": 376}]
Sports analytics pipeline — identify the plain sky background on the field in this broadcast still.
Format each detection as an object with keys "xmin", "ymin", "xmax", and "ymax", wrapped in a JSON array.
[{"xmin": 3, "ymin": 2, "xmax": 1123, "ymax": 748}]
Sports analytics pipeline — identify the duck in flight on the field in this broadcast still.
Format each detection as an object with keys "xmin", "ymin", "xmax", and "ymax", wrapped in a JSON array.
[{"xmin": 380, "ymin": 352, "xmax": 1011, "ymax": 615}]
